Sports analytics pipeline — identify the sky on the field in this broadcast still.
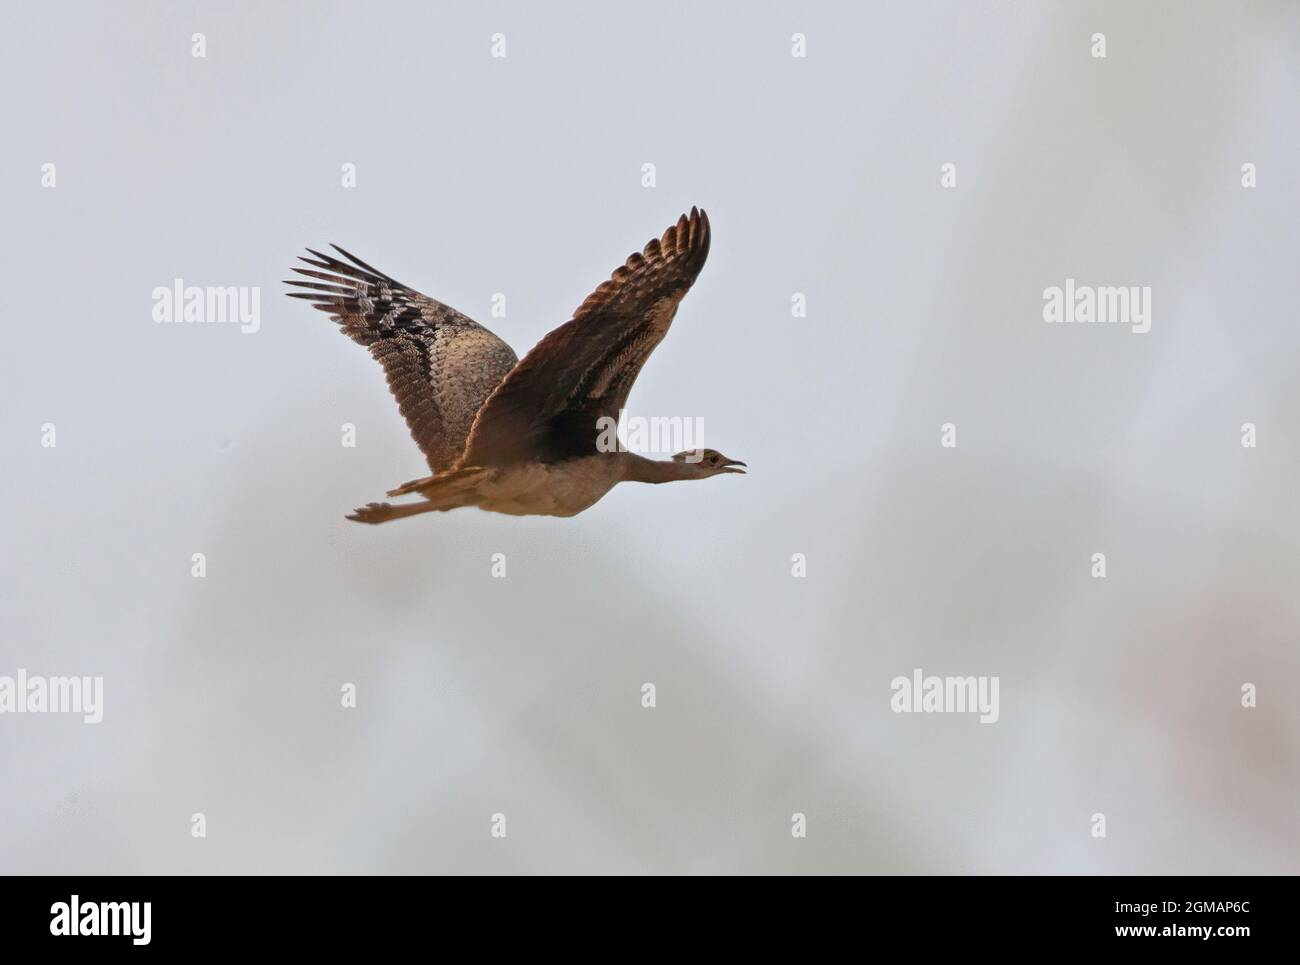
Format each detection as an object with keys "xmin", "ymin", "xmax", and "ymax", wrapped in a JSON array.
[{"xmin": 1, "ymin": 0, "xmax": 1297, "ymax": 874}]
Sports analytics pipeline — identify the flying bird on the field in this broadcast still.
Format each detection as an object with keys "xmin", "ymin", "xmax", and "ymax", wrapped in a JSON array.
[{"xmin": 285, "ymin": 207, "xmax": 744, "ymax": 522}]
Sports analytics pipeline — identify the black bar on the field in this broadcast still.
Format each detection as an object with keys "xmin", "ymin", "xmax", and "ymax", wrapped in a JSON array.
[{"xmin": 0, "ymin": 876, "xmax": 1276, "ymax": 951}]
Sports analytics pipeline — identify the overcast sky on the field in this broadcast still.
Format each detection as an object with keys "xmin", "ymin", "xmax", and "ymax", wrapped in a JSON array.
[{"xmin": 1, "ymin": 0, "xmax": 1297, "ymax": 873}]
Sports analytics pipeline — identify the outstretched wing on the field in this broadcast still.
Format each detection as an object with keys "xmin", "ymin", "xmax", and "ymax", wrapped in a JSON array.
[
  {"xmin": 285, "ymin": 246, "xmax": 518, "ymax": 472},
  {"xmin": 460, "ymin": 207, "xmax": 711, "ymax": 467}
]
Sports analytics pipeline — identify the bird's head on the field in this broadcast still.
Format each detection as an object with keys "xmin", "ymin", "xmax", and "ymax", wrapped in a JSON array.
[{"xmin": 671, "ymin": 449, "xmax": 747, "ymax": 477}]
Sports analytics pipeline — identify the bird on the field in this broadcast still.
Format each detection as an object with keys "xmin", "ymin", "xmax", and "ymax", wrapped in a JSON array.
[{"xmin": 284, "ymin": 207, "xmax": 745, "ymax": 523}]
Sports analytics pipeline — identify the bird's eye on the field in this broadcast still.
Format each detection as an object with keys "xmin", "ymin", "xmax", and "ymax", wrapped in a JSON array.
[{"xmin": 709, "ymin": 454, "xmax": 718, "ymax": 464}]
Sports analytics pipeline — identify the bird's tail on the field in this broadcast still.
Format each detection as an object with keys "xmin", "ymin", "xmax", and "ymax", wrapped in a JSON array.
[
  {"xmin": 385, "ymin": 466, "xmax": 486, "ymax": 499},
  {"xmin": 348, "ymin": 467, "xmax": 492, "ymax": 524}
]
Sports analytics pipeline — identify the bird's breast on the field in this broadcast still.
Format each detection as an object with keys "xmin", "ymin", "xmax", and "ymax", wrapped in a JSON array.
[{"xmin": 477, "ymin": 457, "xmax": 620, "ymax": 517}]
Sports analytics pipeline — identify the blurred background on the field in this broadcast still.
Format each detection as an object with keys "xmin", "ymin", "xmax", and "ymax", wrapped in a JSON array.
[{"xmin": 1, "ymin": 0, "xmax": 1297, "ymax": 874}]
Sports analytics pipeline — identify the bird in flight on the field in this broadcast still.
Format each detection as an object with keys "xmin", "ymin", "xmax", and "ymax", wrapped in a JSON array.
[{"xmin": 285, "ymin": 207, "xmax": 744, "ymax": 523}]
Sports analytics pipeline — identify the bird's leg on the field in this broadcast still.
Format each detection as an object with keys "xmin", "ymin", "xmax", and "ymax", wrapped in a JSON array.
[
  {"xmin": 352, "ymin": 467, "xmax": 493, "ymax": 522},
  {"xmin": 347, "ymin": 500, "xmax": 445, "ymax": 524}
]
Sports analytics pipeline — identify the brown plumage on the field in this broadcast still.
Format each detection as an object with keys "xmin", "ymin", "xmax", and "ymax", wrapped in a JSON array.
[
  {"xmin": 285, "ymin": 208, "xmax": 745, "ymax": 522},
  {"xmin": 285, "ymin": 247, "xmax": 517, "ymax": 472},
  {"xmin": 462, "ymin": 207, "xmax": 712, "ymax": 467}
]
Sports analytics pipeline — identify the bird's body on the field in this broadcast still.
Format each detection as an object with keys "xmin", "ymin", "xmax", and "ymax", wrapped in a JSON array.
[
  {"xmin": 285, "ymin": 208, "xmax": 744, "ymax": 523},
  {"xmin": 421, "ymin": 457, "xmax": 624, "ymax": 519},
  {"xmin": 468, "ymin": 459, "xmax": 617, "ymax": 518}
]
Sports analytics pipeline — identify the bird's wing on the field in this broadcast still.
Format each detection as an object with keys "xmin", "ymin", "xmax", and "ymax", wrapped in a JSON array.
[
  {"xmin": 285, "ymin": 246, "xmax": 518, "ymax": 473},
  {"xmin": 460, "ymin": 207, "xmax": 711, "ymax": 467}
]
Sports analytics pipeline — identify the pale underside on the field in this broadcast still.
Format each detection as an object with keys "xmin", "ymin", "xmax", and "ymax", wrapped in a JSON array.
[{"xmin": 465, "ymin": 455, "xmax": 628, "ymax": 517}]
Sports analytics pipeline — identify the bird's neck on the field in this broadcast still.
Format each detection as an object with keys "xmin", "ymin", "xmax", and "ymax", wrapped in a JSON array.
[{"xmin": 621, "ymin": 453, "xmax": 695, "ymax": 484}]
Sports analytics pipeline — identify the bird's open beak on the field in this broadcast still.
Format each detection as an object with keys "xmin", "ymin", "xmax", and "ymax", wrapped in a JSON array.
[{"xmin": 721, "ymin": 460, "xmax": 747, "ymax": 474}]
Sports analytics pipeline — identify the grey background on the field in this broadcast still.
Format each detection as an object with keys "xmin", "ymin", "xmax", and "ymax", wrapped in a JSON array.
[{"xmin": 2, "ymin": 0, "xmax": 1297, "ymax": 874}]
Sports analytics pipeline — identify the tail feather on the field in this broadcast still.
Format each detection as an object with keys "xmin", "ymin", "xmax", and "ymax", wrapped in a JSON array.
[
  {"xmin": 387, "ymin": 474, "xmax": 437, "ymax": 498},
  {"xmin": 386, "ymin": 465, "xmax": 485, "ymax": 499},
  {"xmin": 349, "ymin": 467, "xmax": 492, "ymax": 524}
]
